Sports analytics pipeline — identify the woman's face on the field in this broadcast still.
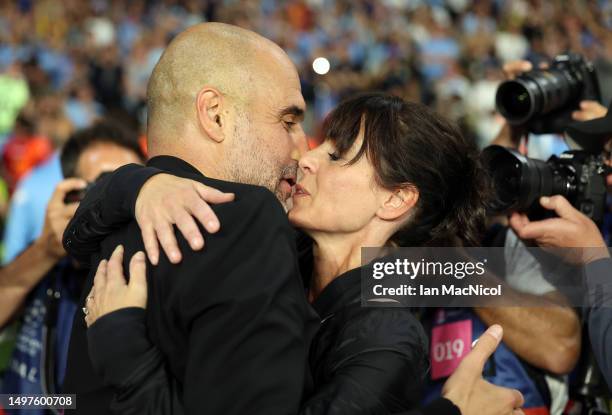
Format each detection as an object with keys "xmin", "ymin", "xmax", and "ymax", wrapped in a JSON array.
[{"xmin": 288, "ymin": 130, "xmax": 384, "ymax": 234}]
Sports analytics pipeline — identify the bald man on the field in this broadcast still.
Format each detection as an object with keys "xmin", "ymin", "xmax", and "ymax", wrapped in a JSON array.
[{"xmin": 61, "ymin": 23, "xmax": 318, "ymax": 414}]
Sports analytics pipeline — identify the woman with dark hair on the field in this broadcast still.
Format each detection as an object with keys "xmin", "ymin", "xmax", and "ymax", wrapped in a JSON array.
[{"xmin": 72, "ymin": 93, "xmax": 493, "ymax": 414}]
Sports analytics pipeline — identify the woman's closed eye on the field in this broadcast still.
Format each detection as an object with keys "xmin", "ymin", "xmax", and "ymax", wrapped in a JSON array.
[{"xmin": 328, "ymin": 152, "xmax": 341, "ymax": 161}]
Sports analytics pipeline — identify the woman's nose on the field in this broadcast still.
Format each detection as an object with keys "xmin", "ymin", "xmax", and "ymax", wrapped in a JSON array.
[{"xmin": 298, "ymin": 149, "xmax": 317, "ymax": 174}]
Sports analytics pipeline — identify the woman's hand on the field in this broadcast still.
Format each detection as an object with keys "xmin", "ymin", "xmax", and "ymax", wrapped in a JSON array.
[
  {"xmin": 84, "ymin": 245, "xmax": 148, "ymax": 327},
  {"xmin": 442, "ymin": 325, "xmax": 525, "ymax": 415},
  {"xmin": 135, "ymin": 174, "xmax": 235, "ymax": 265}
]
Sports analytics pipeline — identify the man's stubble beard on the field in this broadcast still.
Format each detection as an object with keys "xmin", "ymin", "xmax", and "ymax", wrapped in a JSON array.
[{"xmin": 226, "ymin": 115, "xmax": 294, "ymax": 211}]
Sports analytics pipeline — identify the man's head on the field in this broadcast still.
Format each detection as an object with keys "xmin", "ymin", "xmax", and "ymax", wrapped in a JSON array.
[
  {"xmin": 146, "ymin": 23, "xmax": 307, "ymax": 208},
  {"xmin": 61, "ymin": 121, "xmax": 145, "ymax": 182}
]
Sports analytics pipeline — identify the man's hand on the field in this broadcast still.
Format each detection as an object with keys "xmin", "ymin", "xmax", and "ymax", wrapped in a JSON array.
[
  {"xmin": 84, "ymin": 245, "xmax": 147, "ymax": 327},
  {"xmin": 509, "ymin": 195, "xmax": 609, "ymax": 264},
  {"xmin": 502, "ymin": 60, "xmax": 533, "ymax": 80},
  {"xmin": 39, "ymin": 178, "xmax": 87, "ymax": 259},
  {"xmin": 135, "ymin": 174, "xmax": 235, "ymax": 265},
  {"xmin": 442, "ymin": 325, "xmax": 525, "ymax": 415},
  {"xmin": 571, "ymin": 100, "xmax": 608, "ymax": 122}
]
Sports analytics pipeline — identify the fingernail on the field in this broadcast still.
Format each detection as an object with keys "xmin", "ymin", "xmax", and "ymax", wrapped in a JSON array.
[
  {"xmin": 134, "ymin": 251, "xmax": 145, "ymax": 261},
  {"xmin": 192, "ymin": 237, "xmax": 203, "ymax": 248},
  {"xmin": 207, "ymin": 220, "xmax": 219, "ymax": 231},
  {"xmin": 113, "ymin": 245, "xmax": 124, "ymax": 254},
  {"xmin": 541, "ymin": 196, "xmax": 550, "ymax": 204},
  {"xmin": 488, "ymin": 325, "xmax": 503, "ymax": 341},
  {"xmin": 171, "ymin": 251, "xmax": 180, "ymax": 262}
]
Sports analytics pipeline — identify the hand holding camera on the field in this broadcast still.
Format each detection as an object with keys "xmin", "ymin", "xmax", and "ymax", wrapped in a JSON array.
[
  {"xmin": 509, "ymin": 195, "xmax": 609, "ymax": 265},
  {"xmin": 40, "ymin": 178, "xmax": 87, "ymax": 259}
]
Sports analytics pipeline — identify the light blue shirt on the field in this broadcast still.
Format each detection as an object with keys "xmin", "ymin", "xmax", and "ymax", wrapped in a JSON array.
[{"xmin": 2, "ymin": 153, "xmax": 63, "ymax": 264}]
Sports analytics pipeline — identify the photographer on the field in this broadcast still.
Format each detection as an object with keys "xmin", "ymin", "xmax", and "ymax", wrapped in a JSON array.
[
  {"xmin": 426, "ymin": 57, "xmax": 604, "ymax": 415},
  {"xmin": 484, "ymin": 56, "xmax": 612, "ymax": 412},
  {"xmin": 508, "ymin": 101, "xmax": 612, "ymax": 389},
  {"xmin": 510, "ymin": 195, "xmax": 611, "ymax": 388},
  {"xmin": 0, "ymin": 122, "xmax": 144, "ymax": 410}
]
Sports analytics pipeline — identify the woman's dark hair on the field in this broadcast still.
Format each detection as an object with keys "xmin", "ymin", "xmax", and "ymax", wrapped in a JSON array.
[
  {"xmin": 323, "ymin": 92, "xmax": 491, "ymax": 247},
  {"xmin": 60, "ymin": 120, "xmax": 145, "ymax": 178}
]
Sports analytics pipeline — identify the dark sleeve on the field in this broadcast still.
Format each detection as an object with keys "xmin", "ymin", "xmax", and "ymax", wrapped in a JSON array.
[
  {"xmin": 585, "ymin": 257, "xmax": 612, "ymax": 388},
  {"xmin": 301, "ymin": 309, "xmax": 429, "ymax": 415},
  {"xmin": 394, "ymin": 398, "xmax": 461, "ymax": 415},
  {"xmin": 88, "ymin": 308, "xmax": 180, "ymax": 415},
  {"xmin": 156, "ymin": 188, "xmax": 313, "ymax": 415},
  {"xmin": 63, "ymin": 164, "xmax": 163, "ymax": 266}
]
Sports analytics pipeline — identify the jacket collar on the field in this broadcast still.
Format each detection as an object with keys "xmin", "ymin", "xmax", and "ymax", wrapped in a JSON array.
[{"xmin": 147, "ymin": 155, "xmax": 203, "ymax": 178}]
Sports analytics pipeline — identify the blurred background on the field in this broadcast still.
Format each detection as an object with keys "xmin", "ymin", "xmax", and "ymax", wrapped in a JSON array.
[{"xmin": 1, "ymin": 0, "xmax": 612, "ymax": 241}]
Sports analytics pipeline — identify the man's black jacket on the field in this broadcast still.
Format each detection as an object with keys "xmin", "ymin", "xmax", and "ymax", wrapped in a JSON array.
[{"xmin": 61, "ymin": 156, "xmax": 320, "ymax": 414}]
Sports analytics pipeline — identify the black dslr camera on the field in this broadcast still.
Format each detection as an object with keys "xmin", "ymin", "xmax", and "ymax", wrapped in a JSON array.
[
  {"xmin": 496, "ymin": 53, "xmax": 601, "ymax": 134},
  {"xmin": 63, "ymin": 172, "xmax": 111, "ymax": 204},
  {"xmin": 482, "ymin": 145, "xmax": 610, "ymax": 225}
]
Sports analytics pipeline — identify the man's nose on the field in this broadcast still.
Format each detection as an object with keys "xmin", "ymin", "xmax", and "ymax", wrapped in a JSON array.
[{"xmin": 291, "ymin": 129, "xmax": 309, "ymax": 159}]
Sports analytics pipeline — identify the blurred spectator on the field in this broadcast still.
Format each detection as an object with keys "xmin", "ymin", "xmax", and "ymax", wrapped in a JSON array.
[
  {"xmin": 1, "ymin": 115, "xmax": 53, "ymax": 193},
  {"xmin": 0, "ymin": 122, "xmax": 144, "ymax": 408},
  {"xmin": 0, "ymin": 63, "xmax": 29, "ymax": 140},
  {"xmin": 2, "ymin": 153, "xmax": 62, "ymax": 266},
  {"xmin": 64, "ymin": 83, "xmax": 103, "ymax": 129}
]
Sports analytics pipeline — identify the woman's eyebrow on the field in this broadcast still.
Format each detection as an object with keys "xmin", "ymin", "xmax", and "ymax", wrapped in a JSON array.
[{"xmin": 278, "ymin": 105, "xmax": 305, "ymax": 120}]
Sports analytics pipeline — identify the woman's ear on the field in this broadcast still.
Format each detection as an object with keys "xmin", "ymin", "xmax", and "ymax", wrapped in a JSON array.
[
  {"xmin": 377, "ymin": 186, "xmax": 419, "ymax": 221},
  {"xmin": 195, "ymin": 87, "xmax": 225, "ymax": 143}
]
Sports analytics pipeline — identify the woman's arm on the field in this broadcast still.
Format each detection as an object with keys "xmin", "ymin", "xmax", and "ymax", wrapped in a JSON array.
[
  {"xmin": 63, "ymin": 164, "xmax": 163, "ymax": 266},
  {"xmin": 63, "ymin": 164, "xmax": 234, "ymax": 266}
]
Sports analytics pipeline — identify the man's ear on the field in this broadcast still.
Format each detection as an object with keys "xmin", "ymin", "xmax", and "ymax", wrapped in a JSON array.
[
  {"xmin": 196, "ymin": 87, "xmax": 225, "ymax": 143},
  {"xmin": 377, "ymin": 186, "xmax": 419, "ymax": 221}
]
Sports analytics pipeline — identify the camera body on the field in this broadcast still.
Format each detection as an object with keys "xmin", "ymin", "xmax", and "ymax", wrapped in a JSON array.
[
  {"xmin": 63, "ymin": 181, "xmax": 95, "ymax": 204},
  {"xmin": 482, "ymin": 145, "xmax": 609, "ymax": 225},
  {"xmin": 496, "ymin": 53, "xmax": 601, "ymax": 134},
  {"xmin": 63, "ymin": 172, "xmax": 111, "ymax": 204}
]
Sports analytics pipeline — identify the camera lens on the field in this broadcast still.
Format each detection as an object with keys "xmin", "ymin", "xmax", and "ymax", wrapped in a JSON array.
[
  {"xmin": 482, "ymin": 145, "xmax": 558, "ymax": 212},
  {"xmin": 496, "ymin": 64, "xmax": 583, "ymax": 126},
  {"xmin": 496, "ymin": 80, "xmax": 536, "ymax": 124}
]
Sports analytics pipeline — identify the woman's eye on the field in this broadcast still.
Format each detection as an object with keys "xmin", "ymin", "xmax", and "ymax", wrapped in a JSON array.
[
  {"xmin": 283, "ymin": 121, "xmax": 296, "ymax": 130},
  {"xmin": 328, "ymin": 152, "xmax": 340, "ymax": 161}
]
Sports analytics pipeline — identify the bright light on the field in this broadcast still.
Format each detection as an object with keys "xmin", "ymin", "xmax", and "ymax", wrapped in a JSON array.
[{"xmin": 312, "ymin": 57, "xmax": 330, "ymax": 75}]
